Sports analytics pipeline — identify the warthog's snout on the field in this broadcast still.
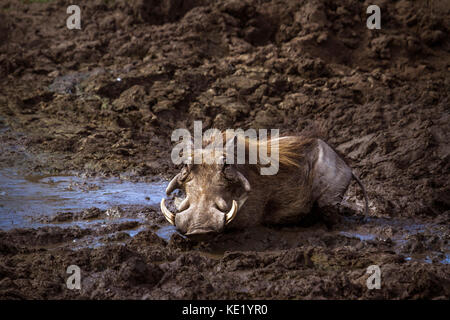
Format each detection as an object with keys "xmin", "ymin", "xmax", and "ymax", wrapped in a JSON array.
[{"xmin": 161, "ymin": 196, "xmax": 240, "ymax": 236}]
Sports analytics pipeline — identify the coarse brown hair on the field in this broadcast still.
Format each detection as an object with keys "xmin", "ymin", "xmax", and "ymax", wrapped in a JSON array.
[{"xmin": 195, "ymin": 131, "xmax": 316, "ymax": 169}]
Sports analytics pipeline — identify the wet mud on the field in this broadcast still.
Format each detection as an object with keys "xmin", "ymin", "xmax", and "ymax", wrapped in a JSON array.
[{"xmin": 0, "ymin": 0, "xmax": 449, "ymax": 299}]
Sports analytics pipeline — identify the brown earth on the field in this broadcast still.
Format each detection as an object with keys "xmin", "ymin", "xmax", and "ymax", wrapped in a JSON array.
[{"xmin": 0, "ymin": 0, "xmax": 449, "ymax": 299}]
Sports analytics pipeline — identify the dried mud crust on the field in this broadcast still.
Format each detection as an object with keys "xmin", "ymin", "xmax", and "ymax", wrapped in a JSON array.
[{"xmin": 0, "ymin": 0, "xmax": 449, "ymax": 299}]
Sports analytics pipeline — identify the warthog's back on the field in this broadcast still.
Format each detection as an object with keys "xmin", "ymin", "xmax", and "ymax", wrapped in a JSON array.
[{"xmin": 237, "ymin": 137, "xmax": 358, "ymax": 226}]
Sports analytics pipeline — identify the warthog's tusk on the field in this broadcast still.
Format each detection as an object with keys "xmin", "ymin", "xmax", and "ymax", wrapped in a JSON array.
[
  {"xmin": 225, "ymin": 200, "xmax": 238, "ymax": 225},
  {"xmin": 160, "ymin": 198, "xmax": 175, "ymax": 225}
]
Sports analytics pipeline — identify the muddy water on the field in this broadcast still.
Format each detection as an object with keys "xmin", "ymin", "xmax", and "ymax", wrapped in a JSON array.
[
  {"xmin": 155, "ymin": 225, "xmax": 179, "ymax": 241},
  {"xmin": 338, "ymin": 216, "xmax": 450, "ymax": 265},
  {"xmin": 0, "ymin": 168, "xmax": 167, "ymax": 231},
  {"xmin": 0, "ymin": 168, "xmax": 448, "ymax": 264}
]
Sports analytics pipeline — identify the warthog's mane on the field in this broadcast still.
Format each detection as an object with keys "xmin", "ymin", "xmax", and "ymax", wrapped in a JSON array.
[{"xmin": 199, "ymin": 131, "xmax": 316, "ymax": 169}]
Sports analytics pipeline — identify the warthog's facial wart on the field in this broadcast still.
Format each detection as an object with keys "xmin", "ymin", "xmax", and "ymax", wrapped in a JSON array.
[{"xmin": 161, "ymin": 150, "xmax": 250, "ymax": 237}]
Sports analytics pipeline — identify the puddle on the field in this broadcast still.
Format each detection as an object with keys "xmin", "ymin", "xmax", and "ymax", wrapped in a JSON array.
[
  {"xmin": 124, "ymin": 227, "xmax": 145, "ymax": 238},
  {"xmin": 0, "ymin": 168, "xmax": 167, "ymax": 231},
  {"xmin": 405, "ymin": 254, "xmax": 450, "ymax": 265},
  {"xmin": 155, "ymin": 225, "xmax": 179, "ymax": 241},
  {"xmin": 339, "ymin": 216, "xmax": 449, "ymax": 265}
]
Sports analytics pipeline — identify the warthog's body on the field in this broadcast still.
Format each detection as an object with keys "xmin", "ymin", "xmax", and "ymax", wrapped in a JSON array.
[
  {"xmin": 161, "ymin": 134, "xmax": 368, "ymax": 236},
  {"xmin": 228, "ymin": 139, "xmax": 362, "ymax": 227}
]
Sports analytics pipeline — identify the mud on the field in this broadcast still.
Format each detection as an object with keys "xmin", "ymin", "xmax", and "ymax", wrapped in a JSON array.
[{"xmin": 0, "ymin": 0, "xmax": 449, "ymax": 299}]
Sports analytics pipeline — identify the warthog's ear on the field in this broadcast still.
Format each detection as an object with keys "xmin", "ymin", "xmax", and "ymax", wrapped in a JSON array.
[{"xmin": 222, "ymin": 165, "xmax": 251, "ymax": 193}]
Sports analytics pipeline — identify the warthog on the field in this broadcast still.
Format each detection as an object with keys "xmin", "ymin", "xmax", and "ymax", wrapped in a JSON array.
[{"xmin": 161, "ymin": 133, "xmax": 368, "ymax": 237}]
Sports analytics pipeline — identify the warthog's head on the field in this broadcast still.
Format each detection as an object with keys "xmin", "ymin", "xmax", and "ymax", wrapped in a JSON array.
[{"xmin": 161, "ymin": 150, "xmax": 251, "ymax": 238}]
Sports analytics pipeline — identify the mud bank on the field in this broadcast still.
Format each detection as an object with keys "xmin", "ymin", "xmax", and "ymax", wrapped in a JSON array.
[
  {"xmin": 0, "ymin": 203, "xmax": 449, "ymax": 299},
  {"xmin": 0, "ymin": 0, "xmax": 449, "ymax": 299}
]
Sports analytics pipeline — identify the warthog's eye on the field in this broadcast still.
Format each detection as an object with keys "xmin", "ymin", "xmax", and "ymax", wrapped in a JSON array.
[{"xmin": 222, "ymin": 165, "xmax": 236, "ymax": 181}]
